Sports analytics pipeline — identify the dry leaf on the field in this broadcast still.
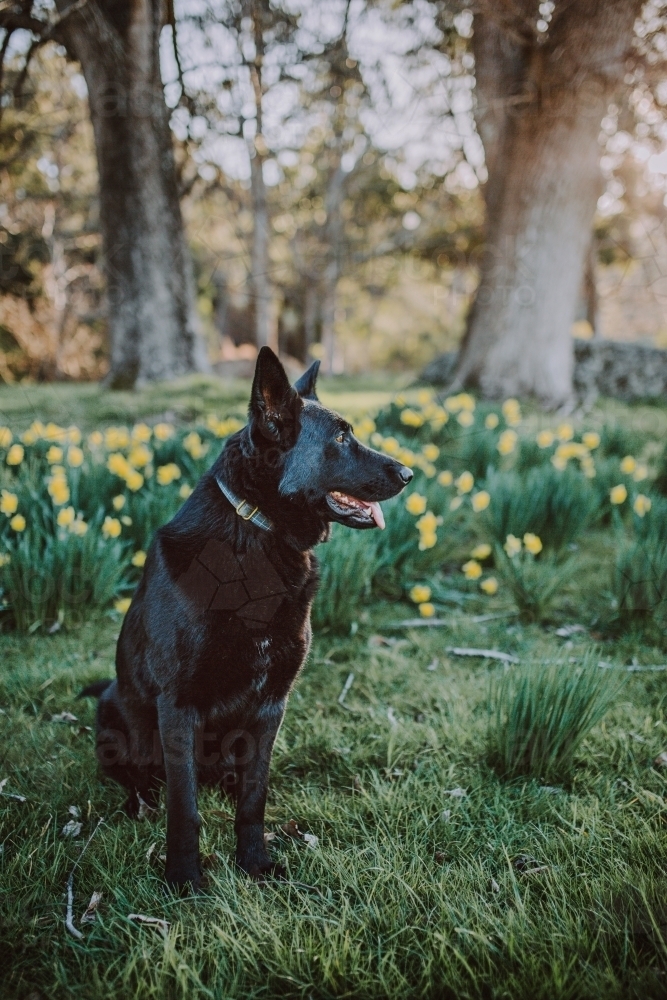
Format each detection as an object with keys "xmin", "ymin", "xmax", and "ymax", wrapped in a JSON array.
[
  {"xmin": 68, "ymin": 805, "xmax": 81, "ymax": 819},
  {"xmin": 51, "ymin": 711, "xmax": 78, "ymax": 723},
  {"xmin": 302, "ymin": 833, "xmax": 319, "ymax": 850},
  {"xmin": 353, "ymin": 775, "xmax": 362, "ymax": 791},
  {"xmin": 490, "ymin": 878, "xmax": 500, "ymax": 893},
  {"xmin": 62, "ymin": 819, "xmax": 83, "ymax": 838},
  {"xmin": 444, "ymin": 787, "xmax": 467, "ymax": 798},
  {"xmin": 555, "ymin": 624, "xmax": 586, "ymax": 638},
  {"xmin": 146, "ymin": 842, "xmax": 157, "ymax": 863},
  {"xmin": 441, "ymin": 809, "xmax": 452, "ymax": 822},
  {"xmin": 513, "ymin": 854, "xmax": 549, "ymax": 875},
  {"xmin": 128, "ymin": 913, "xmax": 170, "ymax": 936},
  {"xmin": 281, "ymin": 819, "xmax": 302, "ymax": 839},
  {"xmin": 426, "ymin": 658, "xmax": 438, "ymax": 671},
  {"xmin": 654, "ymin": 751, "xmax": 667, "ymax": 768},
  {"xmin": 264, "ymin": 831, "xmax": 277, "ymax": 848},
  {"xmin": 136, "ymin": 794, "xmax": 157, "ymax": 821},
  {"xmin": 0, "ymin": 778, "xmax": 26, "ymax": 802},
  {"xmin": 81, "ymin": 891, "xmax": 102, "ymax": 924},
  {"xmin": 434, "ymin": 851, "xmax": 445, "ymax": 863}
]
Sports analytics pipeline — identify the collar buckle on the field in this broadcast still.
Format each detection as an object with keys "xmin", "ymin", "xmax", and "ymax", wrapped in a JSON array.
[{"xmin": 236, "ymin": 499, "xmax": 259, "ymax": 521}]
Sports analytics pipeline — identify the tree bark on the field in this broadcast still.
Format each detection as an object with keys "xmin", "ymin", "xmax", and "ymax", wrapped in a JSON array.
[
  {"xmin": 320, "ymin": 162, "xmax": 346, "ymax": 375},
  {"xmin": 56, "ymin": 0, "xmax": 209, "ymax": 388},
  {"xmin": 454, "ymin": 0, "xmax": 643, "ymax": 408}
]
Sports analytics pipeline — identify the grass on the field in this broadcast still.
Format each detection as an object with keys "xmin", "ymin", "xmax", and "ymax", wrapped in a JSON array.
[
  {"xmin": 2, "ymin": 610, "xmax": 667, "ymax": 999},
  {"xmin": 2, "ymin": 381, "xmax": 667, "ymax": 997}
]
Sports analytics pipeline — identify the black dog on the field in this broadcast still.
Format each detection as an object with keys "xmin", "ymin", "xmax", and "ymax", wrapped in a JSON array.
[{"xmin": 81, "ymin": 348, "xmax": 412, "ymax": 889}]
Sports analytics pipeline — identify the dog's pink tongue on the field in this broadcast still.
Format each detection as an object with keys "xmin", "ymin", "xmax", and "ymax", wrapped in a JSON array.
[{"xmin": 368, "ymin": 501, "xmax": 385, "ymax": 529}]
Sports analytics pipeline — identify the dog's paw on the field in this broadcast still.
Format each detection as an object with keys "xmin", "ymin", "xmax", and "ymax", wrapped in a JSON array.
[
  {"xmin": 164, "ymin": 860, "xmax": 202, "ymax": 893},
  {"xmin": 236, "ymin": 853, "xmax": 286, "ymax": 881}
]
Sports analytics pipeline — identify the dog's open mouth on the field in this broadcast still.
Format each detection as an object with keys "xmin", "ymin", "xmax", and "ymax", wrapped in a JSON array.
[{"xmin": 326, "ymin": 490, "xmax": 385, "ymax": 529}]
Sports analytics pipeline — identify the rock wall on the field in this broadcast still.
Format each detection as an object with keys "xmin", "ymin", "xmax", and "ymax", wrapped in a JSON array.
[{"xmin": 420, "ymin": 339, "xmax": 667, "ymax": 404}]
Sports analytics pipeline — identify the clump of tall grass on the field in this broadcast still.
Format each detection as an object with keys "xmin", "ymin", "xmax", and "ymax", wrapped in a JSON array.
[
  {"xmin": 605, "ymin": 495, "xmax": 667, "ymax": 633},
  {"xmin": 487, "ymin": 652, "xmax": 624, "ymax": 783},
  {"xmin": 494, "ymin": 544, "xmax": 576, "ymax": 622},
  {"xmin": 484, "ymin": 465, "xmax": 598, "ymax": 552},
  {"xmin": 311, "ymin": 524, "xmax": 379, "ymax": 633},
  {"xmin": 1, "ymin": 515, "xmax": 131, "ymax": 631}
]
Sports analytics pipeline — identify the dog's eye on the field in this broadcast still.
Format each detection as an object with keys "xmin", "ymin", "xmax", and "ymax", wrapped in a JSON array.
[{"xmin": 335, "ymin": 431, "xmax": 345, "ymax": 444}]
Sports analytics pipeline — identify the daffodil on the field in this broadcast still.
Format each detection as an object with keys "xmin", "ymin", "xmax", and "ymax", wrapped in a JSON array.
[
  {"xmin": 422, "ymin": 444, "xmax": 439, "ymax": 462},
  {"xmin": 462, "ymin": 559, "xmax": 482, "ymax": 580},
  {"xmin": 132, "ymin": 423, "xmax": 152, "ymax": 443},
  {"xmin": 0, "ymin": 427, "xmax": 12, "ymax": 448},
  {"xmin": 0, "ymin": 490, "xmax": 18, "ymax": 516},
  {"xmin": 57, "ymin": 506, "xmax": 76, "ymax": 527},
  {"xmin": 472, "ymin": 490, "xmax": 490, "ymax": 512},
  {"xmin": 480, "ymin": 577, "xmax": 499, "ymax": 595},
  {"xmin": 410, "ymin": 585, "xmax": 431, "ymax": 604},
  {"xmin": 67, "ymin": 426, "xmax": 82, "ymax": 445},
  {"xmin": 381, "ymin": 437, "xmax": 400, "ymax": 456},
  {"xmin": 417, "ymin": 389, "xmax": 432, "ymax": 406},
  {"xmin": 67, "ymin": 446, "xmax": 84, "ymax": 468},
  {"xmin": 504, "ymin": 534, "xmax": 522, "ymax": 557},
  {"xmin": 153, "ymin": 422, "xmax": 175, "ymax": 442},
  {"xmin": 112, "ymin": 495, "xmax": 126, "ymax": 510},
  {"xmin": 115, "ymin": 597, "xmax": 132, "ymax": 614},
  {"xmin": 128, "ymin": 444, "xmax": 152, "ymax": 468},
  {"xmin": 497, "ymin": 430, "xmax": 518, "ymax": 456},
  {"xmin": 633, "ymin": 494, "xmax": 652, "ymax": 517},
  {"xmin": 156, "ymin": 463, "xmax": 181, "ymax": 486},
  {"xmin": 456, "ymin": 471, "xmax": 474, "ymax": 494},
  {"xmin": 485, "ymin": 413, "xmax": 499, "ymax": 430},
  {"xmin": 523, "ymin": 533, "xmax": 543, "ymax": 555},
  {"xmin": 419, "ymin": 602, "xmax": 435, "ymax": 617},
  {"xmin": 416, "ymin": 512, "xmax": 440, "ymax": 534},
  {"xmin": 633, "ymin": 464, "xmax": 648, "ymax": 482},
  {"xmin": 121, "ymin": 515, "xmax": 132, "ymax": 526},
  {"xmin": 557, "ymin": 423, "xmax": 574, "ymax": 442},
  {"xmin": 126, "ymin": 471, "xmax": 144, "ymax": 492},
  {"xmin": 46, "ymin": 446, "xmax": 63, "ymax": 464},
  {"xmin": 102, "ymin": 516, "xmax": 122, "ymax": 539},
  {"xmin": 0, "ymin": 552, "xmax": 11, "ymax": 567},
  {"xmin": 610, "ymin": 484, "xmax": 627, "ymax": 505},
  {"xmin": 6, "ymin": 444, "xmax": 24, "ymax": 466},
  {"xmin": 582, "ymin": 431, "xmax": 600, "ymax": 450},
  {"xmin": 471, "ymin": 543, "xmax": 492, "ymax": 560},
  {"xmin": 457, "ymin": 410, "xmax": 474, "ymax": 427},
  {"xmin": 69, "ymin": 518, "xmax": 88, "ymax": 536},
  {"xmin": 179, "ymin": 483, "xmax": 193, "ymax": 500},
  {"xmin": 47, "ymin": 475, "xmax": 70, "ymax": 506},
  {"xmin": 183, "ymin": 432, "xmax": 208, "ymax": 459},
  {"xmin": 501, "ymin": 399, "xmax": 521, "ymax": 426},
  {"xmin": 536, "ymin": 430, "xmax": 555, "ymax": 448},
  {"xmin": 405, "ymin": 493, "xmax": 427, "ymax": 515},
  {"xmin": 105, "ymin": 427, "xmax": 130, "ymax": 450},
  {"xmin": 400, "ymin": 408, "xmax": 424, "ymax": 427},
  {"xmin": 449, "ymin": 496, "xmax": 463, "ymax": 511},
  {"xmin": 620, "ymin": 455, "xmax": 636, "ymax": 475},
  {"xmin": 88, "ymin": 431, "xmax": 104, "ymax": 448},
  {"xmin": 132, "ymin": 550, "xmax": 147, "ymax": 567},
  {"xmin": 437, "ymin": 470, "xmax": 453, "ymax": 487},
  {"xmin": 10, "ymin": 514, "xmax": 25, "ymax": 531},
  {"xmin": 43, "ymin": 422, "xmax": 66, "ymax": 443}
]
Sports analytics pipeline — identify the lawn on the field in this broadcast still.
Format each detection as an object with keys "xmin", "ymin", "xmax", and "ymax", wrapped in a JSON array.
[{"xmin": 1, "ymin": 380, "xmax": 667, "ymax": 999}]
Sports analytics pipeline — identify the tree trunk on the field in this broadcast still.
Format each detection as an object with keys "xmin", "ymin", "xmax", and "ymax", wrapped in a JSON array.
[
  {"xmin": 320, "ymin": 162, "xmax": 346, "ymax": 375},
  {"xmin": 57, "ymin": 0, "xmax": 209, "ymax": 388},
  {"xmin": 455, "ymin": 0, "xmax": 643, "ymax": 408}
]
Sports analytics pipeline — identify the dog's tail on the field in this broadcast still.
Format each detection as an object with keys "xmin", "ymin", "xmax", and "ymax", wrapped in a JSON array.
[{"xmin": 78, "ymin": 679, "xmax": 113, "ymax": 699}]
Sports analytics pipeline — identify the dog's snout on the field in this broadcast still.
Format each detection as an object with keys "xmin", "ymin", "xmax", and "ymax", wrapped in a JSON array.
[{"xmin": 397, "ymin": 465, "xmax": 413, "ymax": 484}]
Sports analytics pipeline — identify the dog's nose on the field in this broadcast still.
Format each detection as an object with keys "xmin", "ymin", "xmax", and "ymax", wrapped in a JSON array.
[{"xmin": 398, "ymin": 465, "xmax": 413, "ymax": 484}]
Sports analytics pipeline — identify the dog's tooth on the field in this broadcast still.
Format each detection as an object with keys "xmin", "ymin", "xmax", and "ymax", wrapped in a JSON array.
[{"xmin": 368, "ymin": 501, "xmax": 385, "ymax": 529}]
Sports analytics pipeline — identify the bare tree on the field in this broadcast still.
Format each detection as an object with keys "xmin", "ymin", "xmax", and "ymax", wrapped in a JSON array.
[
  {"xmin": 0, "ymin": 0, "xmax": 210, "ymax": 388},
  {"xmin": 442, "ymin": 0, "xmax": 644, "ymax": 408}
]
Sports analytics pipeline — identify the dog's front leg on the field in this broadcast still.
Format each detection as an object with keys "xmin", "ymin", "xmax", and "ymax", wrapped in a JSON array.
[
  {"xmin": 233, "ymin": 704, "xmax": 285, "ymax": 879},
  {"xmin": 157, "ymin": 695, "xmax": 201, "ymax": 891}
]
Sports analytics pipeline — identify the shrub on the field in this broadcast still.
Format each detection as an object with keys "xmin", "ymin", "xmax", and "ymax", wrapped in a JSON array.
[
  {"xmin": 486, "ymin": 652, "xmax": 624, "ymax": 783},
  {"xmin": 311, "ymin": 524, "xmax": 379, "ymax": 633},
  {"xmin": 483, "ymin": 465, "xmax": 598, "ymax": 552},
  {"xmin": 612, "ymin": 532, "xmax": 667, "ymax": 630}
]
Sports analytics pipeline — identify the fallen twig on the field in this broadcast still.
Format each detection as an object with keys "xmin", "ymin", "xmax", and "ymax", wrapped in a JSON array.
[
  {"xmin": 390, "ymin": 618, "xmax": 449, "ymax": 628},
  {"xmin": 64, "ymin": 817, "xmax": 104, "ymax": 941},
  {"xmin": 128, "ymin": 913, "xmax": 170, "ymax": 936},
  {"xmin": 338, "ymin": 672, "xmax": 355, "ymax": 705},
  {"xmin": 445, "ymin": 647, "xmax": 519, "ymax": 664}
]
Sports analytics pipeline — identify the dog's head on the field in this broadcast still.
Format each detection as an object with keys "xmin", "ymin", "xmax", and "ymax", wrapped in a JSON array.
[{"xmin": 248, "ymin": 347, "xmax": 412, "ymax": 529}]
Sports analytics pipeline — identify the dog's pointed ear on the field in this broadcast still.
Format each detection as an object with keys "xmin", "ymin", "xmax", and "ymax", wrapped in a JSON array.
[
  {"xmin": 249, "ymin": 347, "xmax": 298, "ymax": 441},
  {"xmin": 293, "ymin": 360, "xmax": 320, "ymax": 401}
]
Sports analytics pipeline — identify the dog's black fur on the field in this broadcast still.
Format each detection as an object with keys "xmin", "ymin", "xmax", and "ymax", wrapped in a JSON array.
[{"xmin": 81, "ymin": 348, "xmax": 412, "ymax": 890}]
